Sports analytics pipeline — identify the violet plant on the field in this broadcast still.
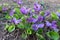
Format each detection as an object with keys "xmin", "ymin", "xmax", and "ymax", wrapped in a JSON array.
[{"xmin": 1, "ymin": 1, "xmax": 60, "ymax": 40}]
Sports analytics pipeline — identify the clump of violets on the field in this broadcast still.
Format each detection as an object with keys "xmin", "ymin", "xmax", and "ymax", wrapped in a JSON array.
[
  {"xmin": 5, "ymin": 2, "xmax": 59, "ymax": 34},
  {"xmin": 3, "ymin": 0, "xmax": 60, "ymax": 39}
]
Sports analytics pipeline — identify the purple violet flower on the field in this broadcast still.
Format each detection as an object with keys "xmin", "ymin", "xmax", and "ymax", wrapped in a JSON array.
[
  {"xmin": 46, "ymin": 21, "xmax": 51, "ymax": 27},
  {"xmin": 44, "ymin": 10, "xmax": 50, "ymax": 16},
  {"xmin": 2, "ymin": 7, "xmax": 8, "ymax": 11},
  {"xmin": 12, "ymin": 18, "xmax": 22, "ymax": 25},
  {"xmin": 51, "ymin": 21, "xmax": 57, "ymax": 29},
  {"xmin": 30, "ymin": 10, "xmax": 35, "ymax": 16},
  {"xmin": 34, "ymin": 3, "xmax": 43, "ymax": 12},
  {"xmin": 46, "ymin": 21, "xmax": 57, "ymax": 30},
  {"xmin": 56, "ymin": 12, "xmax": 60, "ymax": 18},
  {"xmin": 52, "ymin": 21, "xmax": 56, "ymax": 24},
  {"xmin": 20, "ymin": 6, "xmax": 31, "ymax": 15},
  {"xmin": 38, "ymin": 23, "xmax": 44, "ymax": 28},
  {"xmin": 37, "ymin": 16, "xmax": 44, "ymax": 22},
  {"xmin": 32, "ymin": 24, "xmax": 39, "ymax": 31},
  {"xmin": 9, "ymin": 9, "xmax": 15, "ymax": 16},
  {"xmin": 27, "ymin": 16, "xmax": 37, "ymax": 23},
  {"xmin": 32, "ymin": 23, "xmax": 44, "ymax": 31},
  {"xmin": 51, "ymin": 24, "xmax": 57, "ymax": 29}
]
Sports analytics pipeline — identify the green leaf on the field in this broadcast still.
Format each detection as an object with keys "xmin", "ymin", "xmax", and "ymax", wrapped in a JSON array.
[
  {"xmin": 57, "ymin": 20, "xmax": 60, "ymax": 26},
  {"xmin": 37, "ymin": 29, "xmax": 43, "ymax": 34},
  {"xmin": 0, "ymin": 6, "xmax": 2, "ymax": 11},
  {"xmin": 26, "ymin": 29, "xmax": 32, "ymax": 34},
  {"xmin": 32, "ymin": 14, "xmax": 38, "ymax": 18},
  {"xmin": 5, "ymin": 24, "xmax": 9, "ymax": 30},
  {"xmin": 3, "ymin": 3, "xmax": 8, "ymax": 6},
  {"xmin": 17, "ymin": 23, "xmax": 25, "ymax": 29},
  {"xmin": 32, "ymin": 9, "xmax": 35, "ymax": 12},
  {"xmin": 5, "ymin": 14, "xmax": 11, "ymax": 19},
  {"xmin": 24, "ymin": 23, "xmax": 31, "ymax": 29},
  {"xmin": 14, "ymin": 8, "xmax": 20, "ymax": 14},
  {"xmin": 57, "ymin": 9, "xmax": 60, "ymax": 12},
  {"xmin": 13, "ymin": 14, "xmax": 19, "ymax": 19},
  {"xmin": 40, "ymin": 11, "xmax": 45, "ymax": 16},
  {"xmin": 46, "ymin": 31, "xmax": 59, "ymax": 40},
  {"xmin": 8, "ymin": 25, "xmax": 15, "ymax": 32},
  {"xmin": 14, "ymin": 8, "xmax": 23, "ymax": 18},
  {"xmin": 21, "ymin": 16, "xmax": 26, "ymax": 22},
  {"xmin": 36, "ymin": 33, "xmax": 45, "ymax": 40},
  {"xmin": 21, "ymin": 33, "xmax": 27, "ymax": 40},
  {"xmin": 51, "ymin": 12, "xmax": 58, "ymax": 20}
]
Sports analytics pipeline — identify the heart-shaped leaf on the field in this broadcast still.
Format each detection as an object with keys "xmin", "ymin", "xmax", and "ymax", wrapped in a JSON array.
[
  {"xmin": 14, "ymin": 8, "xmax": 20, "ymax": 14},
  {"xmin": 36, "ymin": 33, "xmax": 45, "ymax": 40},
  {"xmin": 5, "ymin": 24, "xmax": 9, "ymax": 30},
  {"xmin": 51, "ymin": 12, "xmax": 58, "ymax": 20},
  {"xmin": 40, "ymin": 11, "xmax": 45, "ymax": 16},
  {"xmin": 26, "ymin": 29, "xmax": 32, "ymax": 34},
  {"xmin": 13, "ymin": 14, "xmax": 19, "ymax": 19},
  {"xmin": 5, "ymin": 14, "xmax": 11, "ymax": 19},
  {"xmin": 37, "ymin": 28, "xmax": 43, "ymax": 34},
  {"xmin": 14, "ymin": 8, "xmax": 23, "ymax": 18},
  {"xmin": 46, "ymin": 31, "xmax": 59, "ymax": 40},
  {"xmin": 8, "ymin": 25, "xmax": 15, "ymax": 32},
  {"xmin": 17, "ymin": 23, "xmax": 25, "ymax": 29},
  {"xmin": 21, "ymin": 33, "xmax": 27, "ymax": 40}
]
